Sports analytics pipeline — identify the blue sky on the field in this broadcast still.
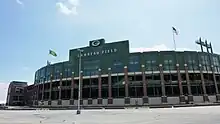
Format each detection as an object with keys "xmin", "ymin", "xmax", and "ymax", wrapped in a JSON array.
[{"xmin": 0, "ymin": 0, "xmax": 219, "ymax": 102}]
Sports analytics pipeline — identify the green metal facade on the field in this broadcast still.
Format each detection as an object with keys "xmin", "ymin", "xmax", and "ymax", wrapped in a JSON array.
[{"xmin": 34, "ymin": 40, "xmax": 220, "ymax": 84}]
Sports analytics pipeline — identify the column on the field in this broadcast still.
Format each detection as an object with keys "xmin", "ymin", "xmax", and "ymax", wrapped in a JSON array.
[
  {"xmin": 211, "ymin": 65, "xmax": 220, "ymax": 102},
  {"xmin": 70, "ymin": 72, "xmax": 75, "ymax": 105},
  {"xmin": 176, "ymin": 64, "xmax": 185, "ymax": 103},
  {"xmin": 88, "ymin": 74, "xmax": 93, "ymax": 105},
  {"xmin": 97, "ymin": 68, "xmax": 102, "ymax": 104},
  {"xmin": 159, "ymin": 64, "xmax": 167, "ymax": 103},
  {"xmin": 80, "ymin": 71, "xmax": 83, "ymax": 105},
  {"xmin": 199, "ymin": 64, "xmax": 209, "ymax": 102},
  {"xmin": 108, "ymin": 68, "xmax": 113, "ymax": 104},
  {"xmin": 35, "ymin": 84, "xmax": 39, "ymax": 105},
  {"xmin": 142, "ymin": 65, "xmax": 148, "ymax": 104},
  {"xmin": 48, "ymin": 74, "xmax": 52, "ymax": 105},
  {"xmin": 124, "ymin": 66, "xmax": 130, "ymax": 105},
  {"xmin": 41, "ymin": 79, "xmax": 45, "ymax": 105},
  {"xmin": 184, "ymin": 64, "xmax": 193, "ymax": 102},
  {"xmin": 58, "ymin": 73, "xmax": 62, "ymax": 105}
]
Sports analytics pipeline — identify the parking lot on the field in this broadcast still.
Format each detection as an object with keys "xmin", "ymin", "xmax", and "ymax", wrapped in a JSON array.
[{"xmin": 0, "ymin": 106, "xmax": 219, "ymax": 124}]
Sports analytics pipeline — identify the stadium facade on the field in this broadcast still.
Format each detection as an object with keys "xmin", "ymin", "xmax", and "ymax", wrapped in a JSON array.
[{"xmin": 7, "ymin": 39, "xmax": 220, "ymax": 107}]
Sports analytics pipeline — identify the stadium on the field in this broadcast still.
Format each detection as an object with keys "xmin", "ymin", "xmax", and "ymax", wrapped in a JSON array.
[{"xmin": 10, "ymin": 38, "xmax": 220, "ymax": 107}]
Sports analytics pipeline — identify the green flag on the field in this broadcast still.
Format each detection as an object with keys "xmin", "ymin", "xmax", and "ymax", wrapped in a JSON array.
[
  {"xmin": 172, "ymin": 27, "xmax": 178, "ymax": 35},
  {"xmin": 49, "ymin": 50, "xmax": 57, "ymax": 57}
]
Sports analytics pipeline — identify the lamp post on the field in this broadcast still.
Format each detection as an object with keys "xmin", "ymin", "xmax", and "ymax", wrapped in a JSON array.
[{"xmin": 77, "ymin": 49, "xmax": 83, "ymax": 114}]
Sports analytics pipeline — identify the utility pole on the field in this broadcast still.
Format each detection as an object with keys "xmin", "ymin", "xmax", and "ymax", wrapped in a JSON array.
[{"xmin": 76, "ymin": 49, "xmax": 83, "ymax": 115}]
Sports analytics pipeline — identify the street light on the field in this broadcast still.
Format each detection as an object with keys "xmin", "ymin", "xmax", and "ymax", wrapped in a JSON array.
[{"xmin": 77, "ymin": 49, "xmax": 83, "ymax": 115}]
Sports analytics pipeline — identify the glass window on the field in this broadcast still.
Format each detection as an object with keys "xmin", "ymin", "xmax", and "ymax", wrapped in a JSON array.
[
  {"xmin": 46, "ymin": 67, "xmax": 51, "ymax": 81},
  {"xmin": 128, "ymin": 56, "xmax": 140, "ymax": 72},
  {"xmin": 145, "ymin": 59, "xmax": 157, "ymax": 71},
  {"xmin": 163, "ymin": 59, "xmax": 174, "ymax": 70},
  {"xmin": 55, "ymin": 70, "xmax": 60, "ymax": 79},
  {"xmin": 83, "ymin": 60, "xmax": 100, "ymax": 76},
  {"xmin": 67, "ymin": 68, "xmax": 71, "ymax": 77},
  {"xmin": 112, "ymin": 60, "xmax": 123, "ymax": 73},
  {"xmin": 35, "ymin": 71, "xmax": 39, "ymax": 82},
  {"xmin": 188, "ymin": 65, "xmax": 193, "ymax": 70},
  {"xmin": 213, "ymin": 57, "xmax": 219, "ymax": 66},
  {"xmin": 164, "ymin": 60, "xmax": 169, "ymax": 64},
  {"xmin": 201, "ymin": 55, "xmax": 209, "ymax": 65},
  {"xmin": 63, "ymin": 68, "xmax": 68, "ymax": 78},
  {"xmin": 187, "ymin": 55, "xmax": 198, "ymax": 70},
  {"xmin": 40, "ymin": 68, "xmax": 45, "ymax": 78}
]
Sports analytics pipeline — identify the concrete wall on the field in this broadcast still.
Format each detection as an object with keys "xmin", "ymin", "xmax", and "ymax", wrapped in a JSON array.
[
  {"xmin": 167, "ymin": 97, "xmax": 179, "ymax": 105},
  {"xmin": 51, "ymin": 101, "xmax": 57, "ymax": 106},
  {"xmin": 130, "ymin": 98, "xmax": 142, "ymax": 105},
  {"xmin": 35, "ymin": 95, "xmax": 220, "ymax": 107},
  {"xmin": 193, "ymin": 96, "xmax": 204, "ymax": 103},
  {"xmin": 209, "ymin": 95, "xmax": 216, "ymax": 103},
  {"xmin": 113, "ymin": 98, "xmax": 124, "ymax": 106},
  {"xmin": 149, "ymin": 97, "xmax": 161, "ymax": 105},
  {"xmin": 62, "ymin": 100, "xmax": 69, "ymax": 106}
]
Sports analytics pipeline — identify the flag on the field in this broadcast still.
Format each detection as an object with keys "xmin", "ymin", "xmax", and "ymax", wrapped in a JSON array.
[
  {"xmin": 49, "ymin": 50, "xmax": 57, "ymax": 57},
  {"xmin": 47, "ymin": 60, "xmax": 51, "ymax": 66},
  {"xmin": 172, "ymin": 27, "xmax": 178, "ymax": 35}
]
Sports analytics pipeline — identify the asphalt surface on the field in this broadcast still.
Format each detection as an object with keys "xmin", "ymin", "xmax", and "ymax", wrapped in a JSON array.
[{"xmin": 0, "ymin": 106, "xmax": 219, "ymax": 124}]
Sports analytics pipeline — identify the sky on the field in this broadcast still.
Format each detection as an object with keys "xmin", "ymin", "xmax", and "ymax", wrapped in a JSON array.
[{"xmin": 0, "ymin": 0, "xmax": 219, "ymax": 103}]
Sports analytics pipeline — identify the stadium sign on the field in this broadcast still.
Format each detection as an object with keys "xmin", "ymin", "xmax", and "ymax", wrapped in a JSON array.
[
  {"xmin": 91, "ymin": 40, "xmax": 101, "ymax": 47},
  {"xmin": 79, "ymin": 48, "xmax": 118, "ymax": 57}
]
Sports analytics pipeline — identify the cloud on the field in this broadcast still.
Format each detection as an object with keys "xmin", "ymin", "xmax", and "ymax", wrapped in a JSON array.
[
  {"xmin": 56, "ymin": 0, "xmax": 79, "ymax": 16},
  {"xmin": 16, "ymin": 0, "xmax": 23, "ymax": 5},
  {"xmin": 130, "ymin": 44, "xmax": 194, "ymax": 52}
]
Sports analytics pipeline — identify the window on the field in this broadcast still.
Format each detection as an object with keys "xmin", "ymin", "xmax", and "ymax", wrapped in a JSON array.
[
  {"xmin": 112, "ymin": 60, "xmax": 123, "ymax": 73},
  {"xmin": 146, "ymin": 60, "xmax": 151, "ymax": 71},
  {"xmin": 201, "ymin": 55, "xmax": 209, "ymax": 65},
  {"xmin": 40, "ymin": 68, "xmax": 45, "ymax": 79},
  {"xmin": 83, "ymin": 60, "xmax": 100, "ymax": 76},
  {"xmin": 164, "ymin": 59, "xmax": 173, "ymax": 71},
  {"xmin": 201, "ymin": 55, "xmax": 211, "ymax": 71},
  {"xmin": 128, "ymin": 56, "xmax": 140, "ymax": 72},
  {"xmin": 187, "ymin": 55, "xmax": 198, "ymax": 70},
  {"xmin": 55, "ymin": 70, "xmax": 60, "ymax": 79},
  {"xmin": 213, "ymin": 57, "xmax": 219, "ymax": 66},
  {"xmin": 35, "ymin": 71, "xmax": 39, "ymax": 83},
  {"xmin": 46, "ymin": 67, "xmax": 51, "ymax": 81},
  {"xmin": 145, "ymin": 60, "xmax": 157, "ymax": 71},
  {"xmin": 67, "ymin": 68, "xmax": 71, "ymax": 77},
  {"xmin": 213, "ymin": 57, "xmax": 220, "ymax": 72}
]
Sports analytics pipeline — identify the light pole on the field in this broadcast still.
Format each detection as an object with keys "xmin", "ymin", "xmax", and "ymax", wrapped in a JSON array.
[{"xmin": 77, "ymin": 49, "xmax": 83, "ymax": 114}]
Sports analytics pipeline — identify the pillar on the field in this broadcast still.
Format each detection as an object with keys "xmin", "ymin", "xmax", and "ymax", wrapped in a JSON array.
[
  {"xmin": 211, "ymin": 65, "xmax": 220, "ymax": 102},
  {"xmin": 97, "ymin": 68, "xmax": 102, "ymax": 104},
  {"xmin": 79, "ymin": 71, "xmax": 83, "ymax": 105},
  {"xmin": 88, "ymin": 75, "xmax": 93, "ymax": 105},
  {"xmin": 41, "ymin": 79, "xmax": 45, "ymax": 105},
  {"xmin": 34, "ymin": 85, "xmax": 39, "ymax": 105},
  {"xmin": 199, "ymin": 64, "xmax": 209, "ymax": 102},
  {"xmin": 48, "ymin": 74, "xmax": 52, "ymax": 105},
  {"xmin": 176, "ymin": 64, "xmax": 185, "ymax": 103},
  {"xmin": 159, "ymin": 64, "xmax": 167, "ymax": 103},
  {"xmin": 124, "ymin": 66, "xmax": 130, "ymax": 105},
  {"xmin": 70, "ymin": 72, "xmax": 75, "ymax": 105},
  {"xmin": 184, "ymin": 64, "xmax": 193, "ymax": 103},
  {"xmin": 36, "ymin": 84, "xmax": 39, "ymax": 105},
  {"xmin": 108, "ymin": 68, "xmax": 113, "ymax": 104},
  {"xmin": 57, "ymin": 73, "xmax": 62, "ymax": 105},
  {"xmin": 142, "ymin": 65, "xmax": 148, "ymax": 104}
]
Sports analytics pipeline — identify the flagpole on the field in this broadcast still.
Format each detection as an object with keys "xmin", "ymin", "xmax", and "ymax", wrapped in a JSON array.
[{"xmin": 172, "ymin": 30, "xmax": 177, "ymax": 51}]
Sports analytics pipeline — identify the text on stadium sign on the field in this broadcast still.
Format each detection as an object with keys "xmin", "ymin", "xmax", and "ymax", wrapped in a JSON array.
[{"xmin": 78, "ymin": 48, "xmax": 118, "ymax": 57}]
